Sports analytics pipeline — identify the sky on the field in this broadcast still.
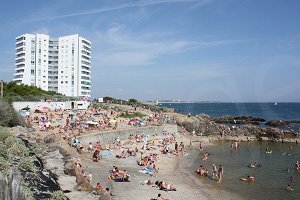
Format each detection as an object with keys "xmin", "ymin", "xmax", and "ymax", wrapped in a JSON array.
[{"xmin": 0, "ymin": 0, "xmax": 300, "ymax": 102}]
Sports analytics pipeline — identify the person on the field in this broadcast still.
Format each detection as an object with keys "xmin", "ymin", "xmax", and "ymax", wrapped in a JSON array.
[
  {"xmin": 217, "ymin": 165, "xmax": 224, "ymax": 183},
  {"xmin": 295, "ymin": 161, "xmax": 300, "ymax": 170},
  {"xmin": 174, "ymin": 142, "xmax": 178, "ymax": 153},
  {"xmin": 93, "ymin": 150, "xmax": 100, "ymax": 162},
  {"xmin": 72, "ymin": 136, "xmax": 79, "ymax": 147},
  {"xmin": 287, "ymin": 185, "xmax": 294, "ymax": 191},
  {"xmin": 202, "ymin": 152, "xmax": 208, "ymax": 161},
  {"xmin": 77, "ymin": 142, "xmax": 83, "ymax": 154},
  {"xmin": 241, "ymin": 175, "xmax": 254, "ymax": 182},
  {"xmin": 265, "ymin": 147, "xmax": 269, "ymax": 153},
  {"xmin": 199, "ymin": 142, "xmax": 203, "ymax": 151},
  {"xmin": 157, "ymin": 193, "xmax": 169, "ymax": 200},
  {"xmin": 289, "ymin": 176, "xmax": 296, "ymax": 182},
  {"xmin": 212, "ymin": 163, "xmax": 218, "ymax": 179},
  {"xmin": 155, "ymin": 181, "xmax": 176, "ymax": 191},
  {"xmin": 95, "ymin": 183, "xmax": 102, "ymax": 190},
  {"xmin": 249, "ymin": 162, "xmax": 257, "ymax": 168},
  {"xmin": 180, "ymin": 142, "xmax": 185, "ymax": 152},
  {"xmin": 197, "ymin": 165, "xmax": 208, "ymax": 176},
  {"xmin": 102, "ymin": 187, "xmax": 112, "ymax": 198}
]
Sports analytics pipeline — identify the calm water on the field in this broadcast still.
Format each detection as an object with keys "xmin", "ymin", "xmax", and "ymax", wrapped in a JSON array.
[
  {"xmin": 164, "ymin": 103, "xmax": 300, "ymax": 199},
  {"xmin": 161, "ymin": 102, "xmax": 300, "ymax": 130},
  {"xmin": 160, "ymin": 103, "xmax": 300, "ymax": 120},
  {"xmin": 181, "ymin": 141, "xmax": 300, "ymax": 200}
]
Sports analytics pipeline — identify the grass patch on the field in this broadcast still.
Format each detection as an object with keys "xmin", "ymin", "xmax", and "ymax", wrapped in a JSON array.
[{"xmin": 120, "ymin": 112, "xmax": 146, "ymax": 118}]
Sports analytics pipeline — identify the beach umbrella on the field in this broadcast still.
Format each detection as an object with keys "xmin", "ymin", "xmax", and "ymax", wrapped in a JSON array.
[{"xmin": 128, "ymin": 119, "xmax": 137, "ymax": 123}]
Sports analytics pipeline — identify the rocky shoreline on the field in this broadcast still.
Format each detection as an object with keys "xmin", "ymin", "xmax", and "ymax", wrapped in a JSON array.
[{"xmin": 168, "ymin": 113, "xmax": 300, "ymax": 143}]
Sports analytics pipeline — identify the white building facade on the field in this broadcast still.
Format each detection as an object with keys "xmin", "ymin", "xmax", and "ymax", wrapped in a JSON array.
[{"xmin": 13, "ymin": 34, "xmax": 91, "ymax": 97}]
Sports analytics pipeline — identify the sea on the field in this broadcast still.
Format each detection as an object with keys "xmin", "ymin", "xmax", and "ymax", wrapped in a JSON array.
[
  {"xmin": 160, "ymin": 102, "xmax": 300, "ymax": 131},
  {"xmin": 160, "ymin": 103, "xmax": 300, "ymax": 199}
]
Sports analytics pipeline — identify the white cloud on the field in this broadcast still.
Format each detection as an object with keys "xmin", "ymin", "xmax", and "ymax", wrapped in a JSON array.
[
  {"xmin": 24, "ymin": 0, "xmax": 213, "ymax": 22},
  {"xmin": 91, "ymin": 26, "xmax": 253, "ymax": 67}
]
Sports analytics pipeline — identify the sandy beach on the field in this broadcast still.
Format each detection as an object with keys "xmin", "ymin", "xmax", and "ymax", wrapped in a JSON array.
[{"xmin": 48, "ymin": 129, "xmax": 242, "ymax": 200}]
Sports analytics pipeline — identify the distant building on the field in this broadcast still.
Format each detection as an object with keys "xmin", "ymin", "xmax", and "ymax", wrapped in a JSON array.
[{"xmin": 13, "ymin": 33, "xmax": 91, "ymax": 97}]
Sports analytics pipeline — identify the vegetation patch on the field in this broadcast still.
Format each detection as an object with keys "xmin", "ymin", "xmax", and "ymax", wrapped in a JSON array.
[
  {"xmin": 2, "ymin": 81, "xmax": 74, "ymax": 102},
  {"xmin": 50, "ymin": 191, "xmax": 68, "ymax": 200},
  {"xmin": 120, "ymin": 112, "xmax": 146, "ymax": 118},
  {"xmin": 0, "ymin": 99, "xmax": 24, "ymax": 127}
]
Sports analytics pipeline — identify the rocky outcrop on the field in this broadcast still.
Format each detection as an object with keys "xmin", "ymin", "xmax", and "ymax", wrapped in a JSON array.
[
  {"xmin": 266, "ymin": 120, "xmax": 300, "ymax": 127},
  {"xmin": 0, "ymin": 171, "xmax": 26, "ymax": 200},
  {"xmin": 213, "ymin": 115, "xmax": 265, "ymax": 125},
  {"xmin": 44, "ymin": 134, "xmax": 57, "ymax": 143},
  {"xmin": 170, "ymin": 112, "xmax": 299, "ymax": 142}
]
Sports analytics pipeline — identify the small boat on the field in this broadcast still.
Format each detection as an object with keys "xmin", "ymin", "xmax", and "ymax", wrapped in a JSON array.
[
  {"xmin": 266, "ymin": 151, "xmax": 272, "ymax": 154},
  {"xmin": 274, "ymin": 102, "xmax": 277, "ymax": 106}
]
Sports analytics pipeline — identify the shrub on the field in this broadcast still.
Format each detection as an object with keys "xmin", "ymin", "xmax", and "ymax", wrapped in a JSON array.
[
  {"xmin": 0, "ymin": 100, "xmax": 24, "ymax": 127},
  {"xmin": 0, "ymin": 157, "xmax": 9, "ymax": 174},
  {"xmin": 50, "ymin": 191, "xmax": 68, "ymax": 200},
  {"xmin": 7, "ymin": 139, "xmax": 29, "ymax": 159},
  {"xmin": 17, "ymin": 156, "xmax": 37, "ymax": 172},
  {"xmin": 0, "ymin": 127, "xmax": 12, "ymax": 141}
]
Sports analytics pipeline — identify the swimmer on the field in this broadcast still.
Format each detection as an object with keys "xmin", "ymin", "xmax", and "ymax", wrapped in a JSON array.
[
  {"xmin": 199, "ymin": 142, "xmax": 204, "ymax": 151},
  {"xmin": 289, "ymin": 176, "xmax": 296, "ymax": 182},
  {"xmin": 295, "ymin": 161, "xmax": 300, "ymax": 170},
  {"xmin": 241, "ymin": 175, "xmax": 254, "ymax": 182},
  {"xmin": 249, "ymin": 162, "xmax": 257, "ymax": 168},
  {"xmin": 202, "ymin": 152, "xmax": 208, "ymax": 161},
  {"xmin": 287, "ymin": 185, "xmax": 294, "ymax": 191}
]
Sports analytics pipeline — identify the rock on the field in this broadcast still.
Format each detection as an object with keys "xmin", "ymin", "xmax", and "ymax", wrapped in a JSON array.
[
  {"xmin": 266, "ymin": 120, "xmax": 287, "ymax": 127},
  {"xmin": 213, "ymin": 115, "xmax": 265, "ymax": 125},
  {"xmin": 64, "ymin": 161, "xmax": 77, "ymax": 176},
  {"xmin": 44, "ymin": 134, "xmax": 57, "ymax": 143}
]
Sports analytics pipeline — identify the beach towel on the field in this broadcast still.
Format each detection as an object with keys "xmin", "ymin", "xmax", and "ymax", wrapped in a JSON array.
[
  {"xmin": 139, "ymin": 167, "xmax": 154, "ymax": 175},
  {"xmin": 101, "ymin": 152, "xmax": 112, "ymax": 158}
]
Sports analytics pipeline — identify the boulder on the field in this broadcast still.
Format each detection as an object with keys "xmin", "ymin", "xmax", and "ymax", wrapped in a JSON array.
[
  {"xmin": 44, "ymin": 134, "xmax": 57, "ymax": 143},
  {"xmin": 266, "ymin": 120, "xmax": 287, "ymax": 127}
]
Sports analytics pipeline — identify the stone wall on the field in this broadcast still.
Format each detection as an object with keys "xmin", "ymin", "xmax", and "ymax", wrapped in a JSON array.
[
  {"xmin": 0, "ymin": 171, "xmax": 26, "ymax": 200},
  {"xmin": 77, "ymin": 124, "xmax": 178, "ymax": 145}
]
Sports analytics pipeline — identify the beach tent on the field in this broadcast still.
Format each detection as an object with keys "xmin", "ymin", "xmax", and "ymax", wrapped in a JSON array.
[{"xmin": 21, "ymin": 106, "xmax": 30, "ymax": 111}]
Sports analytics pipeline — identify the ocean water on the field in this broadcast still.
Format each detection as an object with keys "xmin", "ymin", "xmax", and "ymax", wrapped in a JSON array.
[
  {"xmin": 160, "ymin": 103, "xmax": 300, "ymax": 120},
  {"xmin": 181, "ymin": 141, "xmax": 300, "ymax": 200},
  {"xmin": 165, "ymin": 103, "xmax": 300, "ymax": 199},
  {"xmin": 160, "ymin": 102, "xmax": 300, "ymax": 131}
]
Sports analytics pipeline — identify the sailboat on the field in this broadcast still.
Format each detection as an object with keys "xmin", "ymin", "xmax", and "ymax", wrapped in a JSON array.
[{"xmin": 274, "ymin": 102, "xmax": 278, "ymax": 106}]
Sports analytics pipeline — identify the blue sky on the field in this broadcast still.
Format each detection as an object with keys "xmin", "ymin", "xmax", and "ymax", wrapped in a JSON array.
[{"xmin": 0, "ymin": 0, "xmax": 300, "ymax": 102}]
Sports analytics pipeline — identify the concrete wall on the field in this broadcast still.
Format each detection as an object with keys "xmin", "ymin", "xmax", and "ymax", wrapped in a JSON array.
[
  {"xmin": 13, "ymin": 101, "xmax": 66, "ymax": 111},
  {"xmin": 12, "ymin": 101, "xmax": 90, "ymax": 111},
  {"xmin": 77, "ymin": 124, "xmax": 178, "ymax": 145}
]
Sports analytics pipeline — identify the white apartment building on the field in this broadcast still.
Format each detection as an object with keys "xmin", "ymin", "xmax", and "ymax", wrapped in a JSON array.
[{"xmin": 13, "ymin": 34, "xmax": 91, "ymax": 97}]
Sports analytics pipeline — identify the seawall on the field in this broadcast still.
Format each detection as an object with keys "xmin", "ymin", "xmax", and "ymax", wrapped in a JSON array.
[{"xmin": 77, "ymin": 124, "xmax": 178, "ymax": 145}]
